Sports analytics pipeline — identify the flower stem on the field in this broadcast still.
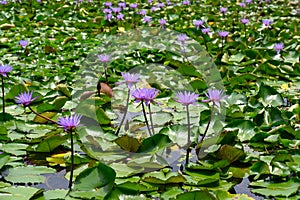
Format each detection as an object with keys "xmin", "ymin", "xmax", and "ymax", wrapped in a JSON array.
[
  {"xmin": 148, "ymin": 104, "xmax": 155, "ymax": 135},
  {"xmin": 104, "ymin": 64, "xmax": 108, "ymax": 83},
  {"xmin": 185, "ymin": 105, "xmax": 191, "ymax": 165},
  {"xmin": 141, "ymin": 101, "xmax": 152, "ymax": 136},
  {"xmin": 198, "ymin": 103, "xmax": 215, "ymax": 145},
  {"xmin": 1, "ymin": 76, "xmax": 5, "ymax": 120},
  {"xmin": 28, "ymin": 106, "xmax": 58, "ymax": 125},
  {"xmin": 68, "ymin": 129, "xmax": 74, "ymax": 191},
  {"xmin": 116, "ymin": 88, "xmax": 130, "ymax": 135}
]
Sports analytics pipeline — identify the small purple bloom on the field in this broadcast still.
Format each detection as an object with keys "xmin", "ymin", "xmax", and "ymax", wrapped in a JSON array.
[
  {"xmin": 157, "ymin": 2, "xmax": 165, "ymax": 8},
  {"xmin": 20, "ymin": 40, "xmax": 29, "ymax": 48},
  {"xmin": 262, "ymin": 19, "xmax": 272, "ymax": 27},
  {"xmin": 218, "ymin": 31, "xmax": 229, "ymax": 37},
  {"xmin": 142, "ymin": 16, "xmax": 152, "ymax": 24},
  {"xmin": 241, "ymin": 18, "xmax": 249, "ymax": 24},
  {"xmin": 220, "ymin": 7, "xmax": 227, "ymax": 14},
  {"xmin": 202, "ymin": 89, "xmax": 226, "ymax": 107},
  {"xmin": 104, "ymin": 2, "xmax": 112, "ymax": 7},
  {"xmin": 245, "ymin": 0, "xmax": 252, "ymax": 4},
  {"xmin": 98, "ymin": 54, "xmax": 110, "ymax": 63},
  {"xmin": 105, "ymin": 13, "xmax": 113, "ymax": 21},
  {"xmin": 159, "ymin": 19, "xmax": 167, "ymax": 28},
  {"xmin": 151, "ymin": 6, "xmax": 158, "ymax": 12},
  {"xmin": 193, "ymin": 20, "xmax": 204, "ymax": 30},
  {"xmin": 129, "ymin": 3, "xmax": 138, "ymax": 9},
  {"xmin": 0, "ymin": 64, "xmax": 12, "ymax": 77},
  {"xmin": 239, "ymin": 2, "xmax": 246, "ymax": 7},
  {"xmin": 178, "ymin": 34, "xmax": 188, "ymax": 44},
  {"xmin": 274, "ymin": 43, "xmax": 284, "ymax": 54},
  {"xmin": 15, "ymin": 91, "xmax": 38, "ymax": 106},
  {"xmin": 121, "ymin": 72, "xmax": 140, "ymax": 88},
  {"xmin": 111, "ymin": 7, "xmax": 121, "ymax": 13},
  {"xmin": 202, "ymin": 27, "xmax": 210, "ymax": 34},
  {"xmin": 57, "ymin": 114, "xmax": 82, "ymax": 131},
  {"xmin": 102, "ymin": 8, "xmax": 111, "ymax": 14},
  {"xmin": 118, "ymin": 2, "xmax": 126, "ymax": 8},
  {"xmin": 175, "ymin": 91, "xmax": 199, "ymax": 106},
  {"xmin": 0, "ymin": 1, "xmax": 7, "ymax": 4},
  {"xmin": 139, "ymin": 9, "xmax": 147, "ymax": 15},
  {"xmin": 182, "ymin": 0, "xmax": 190, "ymax": 5},
  {"xmin": 132, "ymin": 88, "xmax": 159, "ymax": 106},
  {"xmin": 148, "ymin": 0, "xmax": 152, "ymax": 3},
  {"xmin": 116, "ymin": 13, "xmax": 124, "ymax": 20}
]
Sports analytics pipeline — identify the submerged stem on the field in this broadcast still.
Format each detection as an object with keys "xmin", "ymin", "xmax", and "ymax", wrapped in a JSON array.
[
  {"xmin": 1, "ymin": 76, "xmax": 5, "ymax": 120},
  {"xmin": 198, "ymin": 103, "xmax": 215, "ymax": 145},
  {"xmin": 148, "ymin": 104, "xmax": 155, "ymax": 135},
  {"xmin": 141, "ymin": 101, "xmax": 152, "ymax": 136},
  {"xmin": 116, "ymin": 88, "xmax": 131, "ymax": 135},
  {"xmin": 68, "ymin": 129, "xmax": 74, "ymax": 191},
  {"xmin": 28, "ymin": 106, "xmax": 58, "ymax": 125},
  {"xmin": 185, "ymin": 105, "xmax": 191, "ymax": 165}
]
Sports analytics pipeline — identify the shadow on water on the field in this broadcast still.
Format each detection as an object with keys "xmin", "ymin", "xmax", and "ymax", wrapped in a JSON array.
[{"xmin": 34, "ymin": 170, "xmax": 68, "ymax": 191}]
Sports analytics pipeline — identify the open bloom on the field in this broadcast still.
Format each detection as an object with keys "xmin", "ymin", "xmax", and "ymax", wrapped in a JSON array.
[
  {"xmin": 220, "ymin": 7, "xmax": 227, "ymax": 14},
  {"xmin": 0, "ymin": 64, "xmax": 12, "ymax": 77},
  {"xmin": 262, "ymin": 19, "xmax": 272, "ymax": 27},
  {"xmin": 241, "ymin": 18, "xmax": 249, "ymax": 25},
  {"xmin": 175, "ymin": 91, "xmax": 199, "ymax": 106},
  {"xmin": 218, "ymin": 31, "xmax": 229, "ymax": 37},
  {"xmin": 274, "ymin": 43, "xmax": 284, "ymax": 54},
  {"xmin": 142, "ymin": 16, "xmax": 152, "ymax": 24},
  {"xmin": 57, "ymin": 114, "xmax": 82, "ymax": 131},
  {"xmin": 98, "ymin": 54, "xmax": 110, "ymax": 63},
  {"xmin": 202, "ymin": 89, "xmax": 226, "ymax": 107},
  {"xmin": 159, "ymin": 19, "xmax": 167, "ymax": 28},
  {"xmin": 132, "ymin": 88, "xmax": 159, "ymax": 106},
  {"xmin": 178, "ymin": 34, "xmax": 188, "ymax": 44},
  {"xmin": 202, "ymin": 27, "xmax": 210, "ymax": 34},
  {"xmin": 193, "ymin": 20, "xmax": 204, "ymax": 30},
  {"xmin": 15, "ymin": 91, "xmax": 38, "ymax": 106},
  {"xmin": 121, "ymin": 72, "xmax": 140, "ymax": 88},
  {"xmin": 20, "ymin": 40, "xmax": 29, "ymax": 48}
]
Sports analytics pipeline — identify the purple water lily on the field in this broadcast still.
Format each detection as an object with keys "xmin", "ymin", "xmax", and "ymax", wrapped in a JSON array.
[
  {"xmin": 20, "ymin": 40, "xmax": 29, "ymax": 48},
  {"xmin": 121, "ymin": 72, "xmax": 140, "ymax": 88},
  {"xmin": 193, "ymin": 20, "xmax": 205, "ymax": 30},
  {"xmin": 57, "ymin": 114, "xmax": 82, "ymax": 131},
  {"xmin": 218, "ymin": 31, "xmax": 229, "ymax": 37},
  {"xmin": 98, "ymin": 54, "xmax": 110, "ymax": 63},
  {"xmin": 175, "ymin": 91, "xmax": 199, "ymax": 106},
  {"xmin": 132, "ymin": 88, "xmax": 159, "ymax": 106},
  {"xmin": 274, "ymin": 43, "xmax": 284, "ymax": 54},
  {"xmin": 0, "ymin": 65, "xmax": 12, "ymax": 77},
  {"xmin": 202, "ymin": 89, "xmax": 226, "ymax": 107},
  {"xmin": 15, "ymin": 91, "xmax": 38, "ymax": 106}
]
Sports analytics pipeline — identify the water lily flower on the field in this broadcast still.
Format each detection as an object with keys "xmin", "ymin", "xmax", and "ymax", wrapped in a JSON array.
[
  {"xmin": 118, "ymin": 2, "xmax": 126, "ymax": 9},
  {"xmin": 102, "ymin": 8, "xmax": 111, "ymax": 14},
  {"xmin": 104, "ymin": 2, "xmax": 112, "ymax": 7},
  {"xmin": 57, "ymin": 114, "xmax": 82, "ymax": 131},
  {"xmin": 121, "ymin": 72, "xmax": 140, "ymax": 88},
  {"xmin": 239, "ymin": 2, "xmax": 246, "ymax": 7},
  {"xmin": 117, "ymin": 13, "xmax": 124, "ymax": 20},
  {"xmin": 218, "ymin": 31, "xmax": 229, "ymax": 37},
  {"xmin": 220, "ymin": 7, "xmax": 227, "ymax": 14},
  {"xmin": 20, "ymin": 40, "xmax": 29, "ymax": 48},
  {"xmin": 129, "ymin": 3, "xmax": 138, "ymax": 9},
  {"xmin": 245, "ymin": 0, "xmax": 252, "ymax": 4},
  {"xmin": 262, "ymin": 19, "xmax": 272, "ymax": 27},
  {"xmin": 274, "ymin": 43, "xmax": 284, "ymax": 54},
  {"xmin": 175, "ymin": 91, "xmax": 199, "ymax": 106},
  {"xmin": 98, "ymin": 54, "xmax": 110, "ymax": 63},
  {"xmin": 142, "ymin": 16, "xmax": 152, "ymax": 24},
  {"xmin": 202, "ymin": 27, "xmax": 210, "ymax": 34},
  {"xmin": 202, "ymin": 89, "xmax": 226, "ymax": 107},
  {"xmin": 15, "ymin": 91, "xmax": 38, "ymax": 106},
  {"xmin": 241, "ymin": 18, "xmax": 249, "ymax": 24},
  {"xmin": 193, "ymin": 20, "xmax": 205, "ymax": 30},
  {"xmin": 178, "ymin": 33, "xmax": 188, "ymax": 44},
  {"xmin": 0, "ymin": 64, "xmax": 12, "ymax": 77},
  {"xmin": 132, "ymin": 88, "xmax": 159, "ymax": 106},
  {"xmin": 151, "ymin": 6, "xmax": 158, "ymax": 12},
  {"xmin": 157, "ymin": 2, "xmax": 165, "ymax": 8},
  {"xmin": 159, "ymin": 19, "xmax": 167, "ymax": 29},
  {"xmin": 139, "ymin": 9, "xmax": 147, "ymax": 15},
  {"xmin": 182, "ymin": 0, "xmax": 190, "ymax": 5}
]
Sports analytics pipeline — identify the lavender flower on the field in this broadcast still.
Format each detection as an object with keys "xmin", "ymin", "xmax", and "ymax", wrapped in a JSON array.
[
  {"xmin": 193, "ymin": 20, "xmax": 204, "ymax": 30},
  {"xmin": 15, "ymin": 91, "xmax": 38, "ymax": 106},
  {"xmin": 105, "ymin": 13, "xmax": 113, "ymax": 21},
  {"xmin": 157, "ymin": 2, "xmax": 165, "ymax": 8},
  {"xmin": 202, "ymin": 27, "xmax": 210, "ymax": 34},
  {"xmin": 202, "ymin": 89, "xmax": 226, "ymax": 107},
  {"xmin": 98, "ymin": 54, "xmax": 110, "ymax": 63},
  {"xmin": 129, "ymin": 3, "xmax": 138, "ymax": 9},
  {"xmin": 104, "ymin": 2, "xmax": 112, "ymax": 7},
  {"xmin": 262, "ymin": 19, "xmax": 272, "ymax": 27},
  {"xmin": 218, "ymin": 31, "xmax": 229, "ymax": 37},
  {"xmin": 0, "ymin": 65, "xmax": 12, "ymax": 77},
  {"xmin": 245, "ymin": 0, "xmax": 252, "ymax": 4},
  {"xmin": 159, "ymin": 19, "xmax": 167, "ymax": 29},
  {"xmin": 102, "ymin": 8, "xmax": 111, "ymax": 14},
  {"xmin": 239, "ymin": 2, "xmax": 246, "ymax": 7},
  {"xmin": 121, "ymin": 72, "xmax": 140, "ymax": 88},
  {"xmin": 20, "ymin": 40, "xmax": 29, "ymax": 48},
  {"xmin": 57, "ymin": 114, "xmax": 82, "ymax": 131},
  {"xmin": 142, "ymin": 16, "xmax": 152, "ymax": 24},
  {"xmin": 132, "ymin": 88, "xmax": 159, "ymax": 106},
  {"xmin": 116, "ymin": 13, "xmax": 124, "ymax": 21},
  {"xmin": 175, "ymin": 91, "xmax": 199, "ymax": 106},
  {"xmin": 274, "ymin": 43, "xmax": 284, "ymax": 54},
  {"xmin": 178, "ymin": 34, "xmax": 188, "ymax": 44},
  {"xmin": 151, "ymin": 6, "xmax": 158, "ymax": 12},
  {"xmin": 118, "ymin": 2, "xmax": 126, "ymax": 8},
  {"xmin": 139, "ymin": 9, "xmax": 147, "ymax": 15},
  {"xmin": 241, "ymin": 18, "xmax": 249, "ymax": 24},
  {"xmin": 111, "ymin": 7, "xmax": 121, "ymax": 13},
  {"xmin": 182, "ymin": 0, "xmax": 190, "ymax": 5},
  {"xmin": 220, "ymin": 7, "xmax": 227, "ymax": 14}
]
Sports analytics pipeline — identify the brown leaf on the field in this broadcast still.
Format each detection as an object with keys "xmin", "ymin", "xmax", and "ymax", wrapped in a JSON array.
[{"xmin": 100, "ymin": 82, "xmax": 114, "ymax": 97}]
